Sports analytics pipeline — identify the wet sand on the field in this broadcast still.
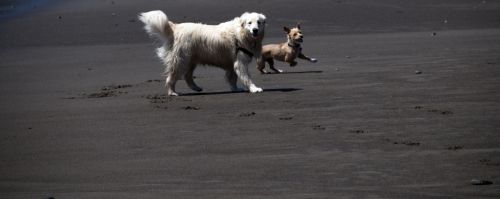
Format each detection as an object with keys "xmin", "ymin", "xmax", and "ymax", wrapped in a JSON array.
[{"xmin": 1, "ymin": 0, "xmax": 499, "ymax": 198}]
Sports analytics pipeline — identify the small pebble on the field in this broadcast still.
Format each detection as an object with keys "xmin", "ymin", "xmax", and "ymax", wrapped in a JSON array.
[
  {"xmin": 441, "ymin": 110, "xmax": 453, "ymax": 115},
  {"xmin": 57, "ymin": 15, "xmax": 62, "ymax": 19},
  {"xmin": 415, "ymin": 70, "xmax": 422, "ymax": 74},
  {"xmin": 471, "ymin": 179, "xmax": 493, "ymax": 185},
  {"xmin": 432, "ymin": 32, "xmax": 437, "ymax": 36},
  {"xmin": 183, "ymin": 106, "xmax": 200, "ymax": 110},
  {"xmin": 350, "ymin": 129, "xmax": 365, "ymax": 134},
  {"xmin": 312, "ymin": 125, "xmax": 325, "ymax": 130},
  {"xmin": 279, "ymin": 117, "xmax": 293, "ymax": 120},
  {"xmin": 239, "ymin": 112, "xmax": 256, "ymax": 117},
  {"xmin": 447, "ymin": 145, "xmax": 463, "ymax": 150}
]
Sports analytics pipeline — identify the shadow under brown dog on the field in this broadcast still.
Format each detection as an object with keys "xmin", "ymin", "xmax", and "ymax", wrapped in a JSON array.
[{"xmin": 257, "ymin": 24, "xmax": 317, "ymax": 74}]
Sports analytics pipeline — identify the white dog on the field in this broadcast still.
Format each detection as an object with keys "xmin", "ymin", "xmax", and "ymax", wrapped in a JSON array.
[{"xmin": 139, "ymin": 10, "xmax": 266, "ymax": 96}]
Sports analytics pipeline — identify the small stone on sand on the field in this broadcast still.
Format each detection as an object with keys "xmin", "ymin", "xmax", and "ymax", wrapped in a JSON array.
[
  {"xmin": 184, "ymin": 106, "xmax": 200, "ymax": 110},
  {"xmin": 471, "ymin": 179, "xmax": 493, "ymax": 185},
  {"xmin": 239, "ymin": 112, "xmax": 256, "ymax": 117}
]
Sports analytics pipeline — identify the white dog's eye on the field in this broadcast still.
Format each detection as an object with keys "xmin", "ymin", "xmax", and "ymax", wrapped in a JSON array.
[
  {"xmin": 257, "ymin": 21, "xmax": 261, "ymax": 25},
  {"xmin": 248, "ymin": 22, "xmax": 252, "ymax": 25}
]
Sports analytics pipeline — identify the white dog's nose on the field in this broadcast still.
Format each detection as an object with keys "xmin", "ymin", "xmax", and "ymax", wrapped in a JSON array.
[{"xmin": 252, "ymin": 28, "xmax": 258, "ymax": 34}]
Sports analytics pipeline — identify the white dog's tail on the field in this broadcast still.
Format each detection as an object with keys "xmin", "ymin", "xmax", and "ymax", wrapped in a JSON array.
[{"xmin": 139, "ymin": 10, "xmax": 173, "ymax": 47}]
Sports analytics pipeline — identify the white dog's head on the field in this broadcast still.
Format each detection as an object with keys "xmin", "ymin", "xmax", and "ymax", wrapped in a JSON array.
[{"xmin": 240, "ymin": 12, "xmax": 266, "ymax": 38}]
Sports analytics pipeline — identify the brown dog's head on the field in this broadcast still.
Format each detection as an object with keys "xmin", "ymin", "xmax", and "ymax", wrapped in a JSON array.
[{"xmin": 284, "ymin": 24, "xmax": 303, "ymax": 45}]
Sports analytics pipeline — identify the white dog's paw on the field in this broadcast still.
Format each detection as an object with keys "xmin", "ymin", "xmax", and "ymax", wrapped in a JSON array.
[
  {"xmin": 310, "ymin": 58, "xmax": 318, "ymax": 63},
  {"xmin": 168, "ymin": 92, "xmax": 179, "ymax": 96},
  {"xmin": 190, "ymin": 86, "xmax": 203, "ymax": 92},
  {"xmin": 249, "ymin": 85, "xmax": 263, "ymax": 93},
  {"xmin": 276, "ymin": 69, "xmax": 284, "ymax": 73}
]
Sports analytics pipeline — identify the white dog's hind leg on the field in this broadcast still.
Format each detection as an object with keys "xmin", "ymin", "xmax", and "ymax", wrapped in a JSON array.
[
  {"xmin": 185, "ymin": 63, "xmax": 202, "ymax": 92},
  {"xmin": 165, "ymin": 74, "xmax": 179, "ymax": 96},
  {"xmin": 234, "ymin": 52, "xmax": 263, "ymax": 93},
  {"xmin": 163, "ymin": 46, "xmax": 187, "ymax": 96}
]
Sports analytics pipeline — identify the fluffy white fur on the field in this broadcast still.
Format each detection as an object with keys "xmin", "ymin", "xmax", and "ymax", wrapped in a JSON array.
[{"xmin": 139, "ymin": 10, "xmax": 266, "ymax": 96}]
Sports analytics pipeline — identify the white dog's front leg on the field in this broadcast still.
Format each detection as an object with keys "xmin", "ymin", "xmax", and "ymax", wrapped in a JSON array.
[{"xmin": 234, "ymin": 52, "xmax": 263, "ymax": 93}]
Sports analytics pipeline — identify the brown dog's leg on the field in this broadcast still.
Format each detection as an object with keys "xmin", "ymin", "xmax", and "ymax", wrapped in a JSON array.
[
  {"xmin": 256, "ymin": 58, "xmax": 266, "ymax": 74},
  {"xmin": 298, "ymin": 53, "xmax": 317, "ymax": 63},
  {"xmin": 267, "ymin": 58, "xmax": 283, "ymax": 73}
]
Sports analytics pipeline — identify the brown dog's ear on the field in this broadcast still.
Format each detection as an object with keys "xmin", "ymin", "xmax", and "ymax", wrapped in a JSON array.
[
  {"xmin": 296, "ymin": 23, "xmax": 301, "ymax": 29},
  {"xmin": 283, "ymin": 26, "xmax": 291, "ymax": 33}
]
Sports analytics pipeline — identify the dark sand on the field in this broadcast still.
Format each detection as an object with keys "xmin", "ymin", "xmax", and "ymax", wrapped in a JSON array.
[{"xmin": 1, "ymin": 0, "xmax": 500, "ymax": 198}]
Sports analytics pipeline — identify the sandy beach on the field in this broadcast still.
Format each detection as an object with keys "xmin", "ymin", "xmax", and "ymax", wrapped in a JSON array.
[{"xmin": 1, "ymin": 0, "xmax": 499, "ymax": 198}]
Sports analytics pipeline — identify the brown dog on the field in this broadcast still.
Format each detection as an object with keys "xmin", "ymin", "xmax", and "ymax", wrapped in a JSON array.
[{"xmin": 257, "ymin": 24, "xmax": 317, "ymax": 74}]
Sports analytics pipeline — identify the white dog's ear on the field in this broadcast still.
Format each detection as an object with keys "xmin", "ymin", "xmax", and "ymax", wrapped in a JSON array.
[
  {"xmin": 284, "ymin": 26, "xmax": 291, "ymax": 33},
  {"xmin": 259, "ymin": 14, "xmax": 266, "ymax": 22},
  {"xmin": 296, "ymin": 23, "xmax": 301, "ymax": 29},
  {"xmin": 240, "ymin": 19, "xmax": 246, "ymax": 28},
  {"xmin": 240, "ymin": 12, "xmax": 249, "ymax": 27}
]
